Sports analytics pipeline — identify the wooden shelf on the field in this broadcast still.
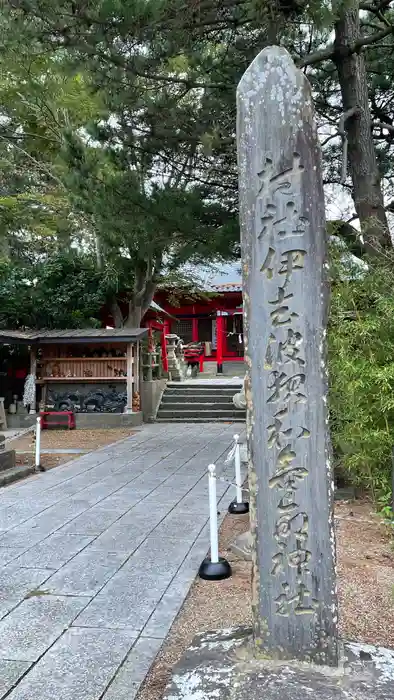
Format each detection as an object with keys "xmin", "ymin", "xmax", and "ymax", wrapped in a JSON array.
[
  {"xmin": 38, "ymin": 356, "xmax": 131, "ymax": 383},
  {"xmin": 37, "ymin": 377, "xmax": 128, "ymax": 384},
  {"xmin": 41, "ymin": 357, "xmax": 127, "ymax": 362}
]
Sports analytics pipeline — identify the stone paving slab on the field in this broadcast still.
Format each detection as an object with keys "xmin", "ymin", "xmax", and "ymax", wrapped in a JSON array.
[
  {"xmin": 102, "ymin": 636, "xmax": 164, "ymax": 700},
  {"xmin": 0, "ymin": 422, "xmax": 243, "ymax": 700},
  {"xmin": 0, "ymin": 547, "xmax": 26, "ymax": 567},
  {"xmin": 0, "ymin": 660, "xmax": 31, "ymax": 697},
  {"xmin": 0, "ymin": 595, "xmax": 89, "ymax": 661},
  {"xmin": 5, "ymin": 627, "xmax": 137, "ymax": 700},
  {"xmin": 142, "ymin": 532, "xmax": 211, "ymax": 640},
  {"xmin": 0, "ymin": 567, "xmax": 53, "ymax": 620},
  {"xmin": 45, "ymin": 549, "xmax": 127, "ymax": 596},
  {"xmin": 154, "ymin": 508, "xmax": 209, "ymax": 540},
  {"xmin": 74, "ymin": 535, "xmax": 195, "ymax": 631},
  {"xmin": 58, "ymin": 503, "xmax": 133, "ymax": 536},
  {"xmin": 13, "ymin": 533, "xmax": 94, "ymax": 571}
]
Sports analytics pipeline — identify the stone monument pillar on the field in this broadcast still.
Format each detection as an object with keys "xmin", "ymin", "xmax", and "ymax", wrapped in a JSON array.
[{"xmin": 238, "ymin": 46, "xmax": 338, "ymax": 665}]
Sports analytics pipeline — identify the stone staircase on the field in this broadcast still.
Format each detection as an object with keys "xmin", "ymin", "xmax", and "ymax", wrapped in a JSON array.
[{"xmin": 156, "ymin": 383, "xmax": 246, "ymax": 423}]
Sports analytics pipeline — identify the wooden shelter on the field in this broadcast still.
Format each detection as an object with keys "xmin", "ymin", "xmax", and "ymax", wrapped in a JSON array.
[{"xmin": 0, "ymin": 328, "xmax": 147, "ymax": 415}]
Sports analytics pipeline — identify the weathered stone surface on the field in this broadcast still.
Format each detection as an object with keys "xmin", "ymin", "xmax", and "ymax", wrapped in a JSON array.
[
  {"xmin": 0, "ymin": 501, "xmax": 91, "ymax": 549},
  {"xmin": 75, "ymin": 536, "xmax": 195, "ymax": 631},
  {"xmin": 102, "ymin": 636, "xmax": 163, "ymax": 700},
  {"xmin": 238, "ymin": 46, "xmax": 337, "ymax": 663},
  {"xmin": 59, "ymin": 503, "xmax": 131, "ymax": 536},
  {"xmin": 45, "ymin": 549, "xmax": 126, "ymax": 596},
  {"xmin": 0, "ymin": 595, "xmax": 88, "ymax": 661},
  {"xmin": 5, "ymin": 627, "xmax": 136, "ymax": 700},
  {"xmin": 142, "ymin": 534, "xmax": 210, "ymax": 639},
  {"xmin": 162, "ymin": 628, "xmax": 394, "ymax": 700},
  {"xmin": 0, "ymin": 547, "xmax": 26, "ymax": 567},
  {"xmin": 0, "ymin": 567, "xmax": 53, "ymax": 620},
  {"xmin": 0, "ymin": 503, "xmax": 51, "ymax": 532},
  {"xmin": 153, "ymin": 509, "xmax": 208, "ymax": 540},
  {"xmin": 14, "ymin": 533, "xmax": 94, "ymax": 570},
  {"xmin": 0, "ymin": 660, "xmax": 31, "ymax": 697}
]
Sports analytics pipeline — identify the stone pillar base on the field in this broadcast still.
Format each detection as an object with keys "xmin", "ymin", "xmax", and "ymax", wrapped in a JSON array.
[
  {"xmin": 163, "ymin": 627, "xmax": 394, "ymax": 699},
  {"xmin": 0, "ymin": 448, "xmax": 16, "ymax": 473}
]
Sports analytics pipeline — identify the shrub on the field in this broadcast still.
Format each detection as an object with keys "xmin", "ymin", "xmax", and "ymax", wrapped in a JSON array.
[{"xmin": 328, "ymin": 245, "xmax": 394, "ymax": 504}]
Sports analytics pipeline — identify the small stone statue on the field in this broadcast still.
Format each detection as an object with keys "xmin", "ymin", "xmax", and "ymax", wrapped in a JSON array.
[
  {"xmin": 229, "ymin": 530, "xmax": 253, "ymax": 562},
  {"xmin": 232, "ymin": 375, "xmax": 246, "ymax": 410}
]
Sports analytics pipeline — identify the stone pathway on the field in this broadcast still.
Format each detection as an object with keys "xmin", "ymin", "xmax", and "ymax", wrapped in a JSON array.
[{"xmin": 0, "ymin": 423, "xmax": 239, "ymax": 700}]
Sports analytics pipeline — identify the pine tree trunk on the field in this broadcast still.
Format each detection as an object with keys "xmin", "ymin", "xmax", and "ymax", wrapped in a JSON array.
[
  {"xmin": 334, "ymin": 0, "xmax": 391, "ymax": 250},
  {"xmin": 125, "ymin": 305, "xmax": 143, "ymax": 328},
  {"xmin": 110, "ymin": 301, "xmax": 124, "ymax": 328}
]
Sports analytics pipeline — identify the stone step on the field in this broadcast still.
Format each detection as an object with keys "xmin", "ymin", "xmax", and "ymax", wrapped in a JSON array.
[
  {"xmin": 161, "ymin": 401, "xmax": 240, "ymax": 411},
  {"xmin": 167, "ymin": 382, "xmax": 242, "ymax": 387},
  {"xmin": 164, "ymin": 388, "xmax": 240, "ymax": 396},
  {"xmin": 157, "ymin": 409, "xmax": 244, "ymax": 420},
  {"xmin": 155, "ymin": 417, "xmax": 245, "ymax": 423},
  {"xmin": 0, "ymin": 464, "xmax": 35, "ymax": 487},
  {"xmin": 162, "ymin": 394, "xmax": 237, "ymax": 402},
  {"xmin": 157, "ymin": 383, "xmax": 245, "ymax": 423},
  {"xmin": 0, "ymin": 449, "xmax": 16, "ymax": 474}
]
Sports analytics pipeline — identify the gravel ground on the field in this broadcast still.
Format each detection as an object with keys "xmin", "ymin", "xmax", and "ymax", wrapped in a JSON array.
[
  {"xmin": 10, "ymin": 427, "xmax": 138, "ymax": 471},
  {"xmin": 137, "ymin": 500, "xmax": 394, "ymax": 700}
]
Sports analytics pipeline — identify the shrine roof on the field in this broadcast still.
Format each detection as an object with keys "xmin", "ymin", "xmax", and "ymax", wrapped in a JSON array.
[
  {"xmin": 210, "ymin": 281, "xmax": 242, "ymax": 292},
  {"xmin": 0, "ymin": 328, "xmax": 148, "ymax": 345},
  {"xmin": 194, "ymin": 262, "xmax": 242, "ymax": 292}
]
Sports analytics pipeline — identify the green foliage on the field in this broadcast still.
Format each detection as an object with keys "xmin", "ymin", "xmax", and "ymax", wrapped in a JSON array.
[
  {"xmin": 0, "ymin": 254, "xmax": 107, "ymax": 330},
  {"xmin": 0, "ymin": 260, "xmax": 34, "ymax": 328},
  {"xmin": 328, "ymin": 246, "xmax": 394, "ymax": 504}
]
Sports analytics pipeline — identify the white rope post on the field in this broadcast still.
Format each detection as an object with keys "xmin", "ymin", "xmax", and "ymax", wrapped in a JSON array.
[
  {"xmin": 199, "ymin": 463, "xmax": 231, "ymax": 581},
  {"xmin": 35, "ymin": 416, "xmax": 45, "ymax": 472},
  {"xmin": 208, "ymin": 464, "xmax": 219, "ymax": 564},
  {"xmin": 228, "ymin": 434, "xmax": 249, "ymax": 515},
  {"xmin": 234, "ymin": 434, "xmax": 243, "ymax": 504}
]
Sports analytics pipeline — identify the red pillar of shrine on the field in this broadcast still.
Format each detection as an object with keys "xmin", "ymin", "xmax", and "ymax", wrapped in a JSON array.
[
  {"xmin": 216, "ymin": 313, "xmax": 224, "ymax": 374},
  {"xmin": 192, "ymin": 317, "xmax": 199, "ymax": 343},
  {"xmin": 162, "ymin": 320, "xmax": 170, "ymax": 373}
]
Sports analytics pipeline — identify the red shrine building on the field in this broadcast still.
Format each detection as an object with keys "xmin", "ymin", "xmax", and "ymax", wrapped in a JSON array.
[{"xmin": 144, "ymin": 263, "xmax": 244, "ymax": 374}]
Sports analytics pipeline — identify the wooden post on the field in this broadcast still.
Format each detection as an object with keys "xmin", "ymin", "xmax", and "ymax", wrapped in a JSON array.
[
  {"xmin": 238, "ymin": 46, "xmax": 338, "ymax": 665},
  {"xmin": 216, "ymin": 314, "xmax": 224, "ymax": 374},
  {"xmin": 125, "ymin": 342, "xmax": 134, "ymax": 413}
]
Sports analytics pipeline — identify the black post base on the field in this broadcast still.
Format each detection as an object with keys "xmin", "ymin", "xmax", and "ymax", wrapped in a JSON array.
[
  {"xmin": 228, "ymin": 500, "xmax": 249, "ymax": 515},
  {"xmin": 217, "ymin": 363, "xmax": 223, "ymax": 374},
  {"xmin": 35, "ymin": 464, "xmax": 46, "ymax": 472},
  {"xmin": 198, "ymin": 557, "xmax": 232, "ymax": 581}
]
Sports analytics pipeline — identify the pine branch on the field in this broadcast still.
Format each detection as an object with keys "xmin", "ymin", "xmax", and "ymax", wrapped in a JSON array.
[
  {"xmin": 359, "ymin": 0, "xmax": 393, "ymax": 12},
  {"xmin": 372, "ymin": 120, "xmax": 394, "ymax": 133},
  {"xmin": 299, "ymin": 25, "xmax": 394, "ymax": 68}
]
